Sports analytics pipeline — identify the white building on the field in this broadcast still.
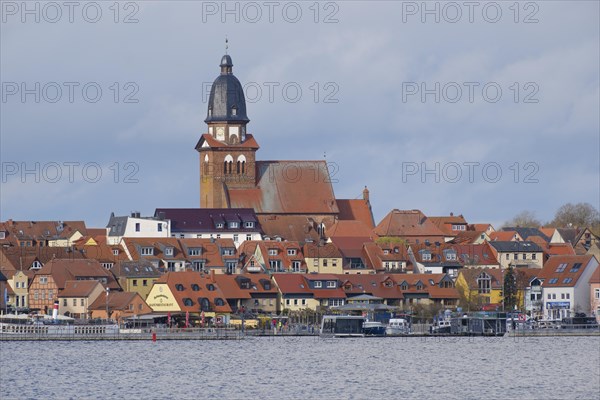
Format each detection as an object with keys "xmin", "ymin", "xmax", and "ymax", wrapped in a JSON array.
[
  {"xmin": 106, "ymin": 212, "xmax": 171, "ymax": 245},
  {"xmin": 539, "ymin": 255, "xmax": 599, "ymax": 320}
]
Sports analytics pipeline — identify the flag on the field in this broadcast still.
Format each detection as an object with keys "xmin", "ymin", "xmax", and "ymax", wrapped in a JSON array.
[
  {"xmin": 201, "ymin": 311, "xmax": 205, "ymax": 326},
  {"xmin": 167, "ymin": 312, "xmax": 171, "ymax": 326},
  {"xmin": 185, "ymin": 311, "xmax": 189, "ymax": 328}
]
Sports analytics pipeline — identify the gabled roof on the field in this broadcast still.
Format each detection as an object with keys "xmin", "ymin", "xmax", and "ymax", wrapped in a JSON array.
[
  {"xmin": 373, "ymin": 209, "xmax": 445, "ymax": 239},
  {"xmin": 336, "ymin": 199, "xmax": 375, "ymax": 229},
  {"xmin": 339, "ymin": 274, "xmax": 404, "ymax": 299},
  {"xmin": 112, "ymin": 260, "xmax": 162, "ymax": 278},
  {"xmin": 429, "ymin": 215, "xmax": 468, "ymax": 235},
  {"xmin": 489, "ymin": 231, "xmax": 522, "ymax": 242},
  {"xmin": 257, "ymin": 214, "xmax": 331, "ymax": 244},
  {"xmin": 459, "ymin": 268, "xmax": 505, "ymax": 290},
  {"xmin": 272, "ymin": 274, "xmax": 312, "ymax": 295},
  {"xmin": 327, "ymin": 220, "xmax": 374, "ymax": 239},
  {"xmin": 36, "ymin": 259, "xmax": 120, "ymax": 290},
  {"xmin": 556, "ymin": 228, "xmax": 582, "ymax": 245},
  {"xmin": 538, "ymin": 255, "xmax": 597, "ymax": 287},
  {"xmin": 213, "ymin": 274, "xmax": 277, "ymax": 300},
  {"xmin": 154, "ymin": 271, "xmax": 232, "ymax": 313},
  {"xmin": 330, "ymin": 237, "xmax": 373, "ymax": 259},
  {"xmin": 451, "ymin": 243, "xmax": 498, "ymax": 266},
  {"xmin": 502, "ymin": 227, "xmax": 550, "ymax": 242},
  {"xmin": 196, "ymin": 133, "xmax": 259, "ymax": 150},
  {"xmin": 89, "ymin": 291, "xmax": 150, "ymax": 313},
  {"xmin": 59, "ymin": 280, "xmax": 103, "ymax": 298},
  {"xmin": 590, "ymin": 265, "xmax": 600, "ymax": 284},
  {"xmin": 228, "ymin": 160, "xmax": 338, "ymax": 214},
  {"xmin": 303, "ymin": 242, "xmax": 342, "ymax": 259},
  {"xmin": 1, "ymin": 220, "xmax": 87, "ymax": 241}
]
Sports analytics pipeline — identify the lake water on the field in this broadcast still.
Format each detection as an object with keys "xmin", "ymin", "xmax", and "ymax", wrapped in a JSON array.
[{"xmin": 1, "ymin": 336, "xmax": 599, "ymax": 399}]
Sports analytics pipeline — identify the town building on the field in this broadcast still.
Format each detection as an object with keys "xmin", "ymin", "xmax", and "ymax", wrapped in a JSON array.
[
  {"xmin": 111, "ymin": 260, "xmax": 162, "ymax": 300},
  {"xmin": 373, "ymin": 209, "xmax": 446, "ymax": 245},
  {"xmin": 89, "ymin": 291, "xmax": 153, "ymax": 323},
  {"xmin": 488, "ymin": 241, "xmax": 544, "ymax": 269},
  {"xmin": 0, "ymin": 220, "xmax": 87, "ymax": 248},
  {"xmin": 106, "ymin": 212, "xmax": 171, "ymax": 245},
  {"xmin": 57, "ymin": 280, "xmax": 105, "ymax": 319},
  {"xmin": 589, "ymin": 265, "xmax": 600, "ymax": 322},
  {"xmin": 538, "ymin": 255, "xmax": 599, "ymax": 320},
  {"xmin": 154, "ymin": 208, "xmax": 262, "ymax": 247}
]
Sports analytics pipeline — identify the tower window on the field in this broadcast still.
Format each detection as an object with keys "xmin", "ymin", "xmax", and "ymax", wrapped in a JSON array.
[
  {"xmin": 231, "ymin": 106, "xmax": 237, "ymax": 116},
  {"xmin": 208, "ymin": 108, "xmax": 212, "ymax": 117}
]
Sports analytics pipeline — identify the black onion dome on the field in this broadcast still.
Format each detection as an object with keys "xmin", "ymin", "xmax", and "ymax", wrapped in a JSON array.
[{"xmin": 205, "ymin": 55, "xmax": 249, "ymax": 124}]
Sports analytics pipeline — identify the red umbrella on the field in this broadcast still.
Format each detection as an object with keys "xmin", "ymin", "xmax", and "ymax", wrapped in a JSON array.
[
  {"xmin": 201, "ymin": 311, "xmax": 205, "ymax": 327},
  {"xmin": 167, "ymin": 312, "xmax": 171, "ymax": 327},
  {"xmin": 185, "ymin": 311, "xmax": 189, "ymax": 328}
]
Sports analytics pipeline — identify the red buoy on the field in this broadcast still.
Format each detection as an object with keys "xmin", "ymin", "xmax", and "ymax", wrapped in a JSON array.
[{"xmin": 152, "ymin": 332, "xmax": 157, "ymax": 342}]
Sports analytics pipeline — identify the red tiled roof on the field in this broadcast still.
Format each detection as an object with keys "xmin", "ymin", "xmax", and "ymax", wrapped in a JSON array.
[
  {"xmin": 429, "ymin": 215, "xmax": 468, "ymax": 235},
  {"xmin": 590, "ymin": 265, "xmax": 600, "ymax": 284},
  {"xmin": 36, "ymin": 259, "xmax": 120, "ymax": 290},
  {"xmin": 197, "ymin": 133, "xmax": 260, "ymax": 150},
  {"xmin": 59, "ymin": 280, "xmax": 103, "ymax": 297},
  {"xmin": 489, "ymin": 231, "xmax": 521, "ymax": 242},
  {"xmin": 327, "ymin": 220, "xmax": 374, "ymax": 238},
  {"xmin": 336, "ymin": 199, "xmax": 375, "ymax": 229},
  {"xmin": 374, "ymin": 209, "xmax": 445, "ymax": 239},
  {"xmin": 228, "ymin": 160, "xmax": 339, "ymax": 214},
  {"xmin": 155, "ymin": 271, "xmax": 232, "ymax": 313},
  {"xmin": 539, "ymin": 255, "xmax": 596, "ymax": 287},
  {"xmin": 89, "ymin": 291, "xmax": 150, "ymax": 313},
  {"xmin": 273, "ymin": 274, "xmax": 312, "ymax": 295}
]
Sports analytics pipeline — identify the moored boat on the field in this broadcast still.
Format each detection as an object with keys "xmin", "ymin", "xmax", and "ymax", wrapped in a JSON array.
[
  {"xmin": 320, "ymin": 315, "xmax": 365, "ymax": 338},
  {"xmin": 362, "ymin": 321, "xmax": 386, "ymax": 336},
  {"xmin": 386, "ymin": 318, "xmax": 410, "ymax": 336}
]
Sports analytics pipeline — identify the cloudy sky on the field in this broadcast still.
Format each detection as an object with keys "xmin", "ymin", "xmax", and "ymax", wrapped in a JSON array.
[{"xmin": 1, "ymin": 1, "xmax": 598, "ymax": 228}]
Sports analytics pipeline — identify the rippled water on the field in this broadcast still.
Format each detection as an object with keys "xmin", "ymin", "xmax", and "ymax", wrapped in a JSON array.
[{"xmin": 1, "ymin": 336, "xmax": 599, "ymax": 399}]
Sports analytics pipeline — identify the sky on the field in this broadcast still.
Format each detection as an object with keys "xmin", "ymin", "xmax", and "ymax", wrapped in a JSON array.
[{"xmin": 1, "ymin": 1, "xmax": 599, "ymax": 229}]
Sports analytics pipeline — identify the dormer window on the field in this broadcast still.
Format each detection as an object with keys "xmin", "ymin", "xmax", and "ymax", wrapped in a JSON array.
[
  {"xmin": 326, "ymin": 281, "xmax": 336, "ymax": 288},
  {"xmin": 208, "ymin": 108, "xmax": 212, "ymax": 117},
  {"xmin": 229, "ymin": 222, "xmax": 239, "ymax": 229},
  {"xmin": 141, "ymin": 247, "xmax": 154, "ymax": 256},
  {"xmin": 268, "ymin": 249, "xmax": 277, "ymax": 256},
  {"xmin": 0, "ymin": 231, "xmax": 5, "ymax": 239},
  {"xmin": 314, "ymin": 281, "xmax": 322, "ymax": 288},
  {"xmin": 183, "ymin": 298, "xmax": 193, "ymax": 306},
  {"xmin": 446, "ymin": 253, "xmax": 456, "ymax": 261},
  {"xmin": 222, "ymin": 249, "xmax": 234, "ymax": 256},
  {"xmin": 401, "ymin": 282, "xmax": 409, "ymax": 291},
  {"xmin": 384, "ymin": 280, "xmax": 393, "ymax": 288},
  {"xmin": 287, "ymin": 249, "xmax": 297, "ymax": 256},
  {"xmin": 112, "ymin": 249, "xmax": 119, "ymax": 256},
  {"xmin": 244, "ymin": 222, "xmax": 254, "ymax": 228},
  {"xmin": 207, "ymin": 284, "xmax": 215, "ymax": 291},
  {"xmin": 192, "ymin": 284, "xmax": 200, "ymax": 291},
  {"xmin": 175, "ymin": 284, "xmax": 184, "ymax": 291},
  {"xmin": 422, "ymin": 253, "xmax": 431, "ymax": 261},
  {"xmin": 216, "ymin": 223, "xmax": 224, "ymax": 229},
  {"xmin": 165, "ymin": 247, "xmax": 174, "ymax": 256},
  {"xmin": 188, "ymin": 248, "xmax": 201, "ymax": 256},
  {"xmin": 416, "ymin": 282, "xmax": 424, "ymax": 290}
]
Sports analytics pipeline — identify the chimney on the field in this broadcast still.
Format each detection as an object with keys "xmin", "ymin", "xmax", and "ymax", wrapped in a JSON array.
[{"xmin": 363, "ymin": 186, "xmax": 370, "ymax": 202}]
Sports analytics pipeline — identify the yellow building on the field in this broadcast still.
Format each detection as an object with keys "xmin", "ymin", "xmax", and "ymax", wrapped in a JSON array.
[
  {"xmin": 112, "ymin": 261, "xmax": 162, "ymax": 300},
  {"xmin": 303, "ymin": 243, "xmax": 344, "ymax": 274},
  {"xmin": 456, "ymin": 268, "xmax": 534, "ymax": 311},
  {"xmin": 7, "ymin": 270, "xmax": 32, "ymax": 310}
]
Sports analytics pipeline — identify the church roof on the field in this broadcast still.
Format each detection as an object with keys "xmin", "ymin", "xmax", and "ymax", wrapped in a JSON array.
[
  {"xmin": 228, "ymin": 161, "xmax": 339, "ymax": 214},
  {"xmin": 195, "ymin": 133, "xmax": 259, "ymax": 150},
  {"xmin": 205, "ymin": 54, "xmax": 249, "ymax": 124},
  {"xmin": 336, "ymin": 199, "xmax": 375, "ymax": 228}
]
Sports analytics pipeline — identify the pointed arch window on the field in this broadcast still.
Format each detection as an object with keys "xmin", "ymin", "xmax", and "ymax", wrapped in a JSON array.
[{"xmin": 224, "ymin": 155, "xmax": 234, "ymax": 175}]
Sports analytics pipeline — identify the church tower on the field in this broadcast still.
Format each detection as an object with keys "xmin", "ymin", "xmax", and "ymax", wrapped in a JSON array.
[{"xmin": 196, "ymin": 54, "xmax": 259, "ymax": 208}]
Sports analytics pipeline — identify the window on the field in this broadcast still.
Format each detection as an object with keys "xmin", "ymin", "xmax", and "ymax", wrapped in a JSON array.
[
  {"xmin": 157, "ymin": 223, "xmax": 162, "ymax": 232},
  {"xmin": 532, "ymin": 253, "xmax": 537, "ymax": 260},
  {"xmin": 287, "ymin": 249, "xmax": 297, "ymax": 256},
  {"xmin": 63, "ymin": 299, "xmax": 67, "ymax": 306},
  {"xmin": 548, "ymin": 278, "xmax": 558, "ymax": 284},
  {"xmin": 326, "ymin": 281, "xmax": 336, "ymax": 288},
  {"xmin": 207, "ymin": 284, "xmax": 215, "ymax": 291},
  {"xmin": 323, "ymin": 259, "xmax": 328, "ymax": 267},
  {"xmin": 72, "ymin": 298, "xmax": 76, "ymax": 306},
  {"xmin": 269, "ymin": 260, "xmax": 282, "ymax": 271},
  {"xmin": 34, "ymin": 291, "xmax": 38, "ymax": 300},
  {"xmin": 80, "ymin": 299, "xmax": 84, "ymax": 306},
  {"xmin": 328, "ymin": 299, "xmax": 344, "ymax": 307},
  {"xmin": 268, "ymin": 249, "xmax": 277, "ymax": 256},
  {"xmin": 175, "ymin": 284, "xmax": 184, "ymax": 291},
  {"xmin": 563, "ymin": 277, "xmax": 572, "ymax": 284},
  {"xmin": 293, "ymin": 299, "xmax": 298, "ymax": 306},
  {"xmin": 566, "ymin": 293, "xmax": 570, "ymax": 299},
  {"xmin": 135, "ymin": 223, "xmax": 140, "ymax": 232},
  {"xmin": 522, "ymin": 253, "xmax": 527, "ymax": 260},
  {"xmin": 40, "ymin": 277, "xmax": 48, "ymax": 284},
  {"xmin": 188, "ymin": 248, "xmax": 201, "ymax": 256},
  {"xmin": 301, "ymin": 299, "xmax": 306, "ymax": 306},
  {"xmin": 477, "ymin": 274, "xmax": 491, "ymax": 294},
  {"xmin": 191, "ymin": 284, "xmax": 200, "ymax": 291},
  {"xmin": 216, "ymin": 223, "xmax": 224, "ymax": 229},
  {"xmin": 547, "ymin": 293, "xmax": 551, "ymax": 300},
  {"xmin": 291, "ymin": 261, "xmax": 301, "ymax": 272},
  {"xmin": 552, "ymin": 293, "xmax": 556, "ymax": 299},
  {"xmin": 246, "ymin": 234, "xmax": 252, "ymax": 241},
  {"xmin": 286, "ymin": 299, "xmax": 290, "ymax": 306},
  {"xmin": 561, "ymin": 293, "xmax": 565, "ymax": 299},
  {"xmin": 505, "ymin": 254, "xmax": 509, "ymax": 260},
  {"xmin": 226, "ymin": 262, "xmax": 236, "ymax": 274},
  {"xmin": 215, "ymin": 298, "xmax": 225, "ymax": 306},
  {"xmin": 133, "ymin": 280, "xmax": 138, "ymax": 286},
  {"xmin": 229, "ymin": 222, "xmax": 239, "ymax": 229},
  {"xmin": 555, "ymin": 263, "xmax": 567, "ymax": 273},
  {"xmin": 514, "ymin": 253, "xmax": 518, "ymax": 260},
  {"xmin": 141, "ymin": 247, "xmax": 153, "ymax": 256},
  {"xmin": 332, "ymin": 260, "xmax": 337, "ymax": 267},
  {"xmin": 233, "ymin": 234, "xmax": 239, "ymax": 242},
  {"xmin": 183, "ymin": 298, "xmax": 193, "ymax": 307},
  {"xmin": 244, "ymin": 222, "xmax": 254, "ymax": 228},
  {"xmin": 48, "ymin": 290, "xmax": 53, "ymax": 299},
  {"xmin": 165, "ymin": 247, "xmax": 174, "ymax": 256},
  {"xmin": 446, "ymin": 253, "xmax": 457, "ymax": 261},
  {"xmin": 0, "ymin": 231, "xmax": 5, "ymax": 239},
  {"xmin": 595, "ymin": 289, "xmax": 600, "ymax": 299},
  {"xmin": 570, "ymin": 263, "xmax": 582, "ymax": 273},
  {"xmin": 143, "ymin": 279, "xmax": 148, "ymax": 286},
  {"xmin": 222, "ymin": 249, "xmax": 234, "ymax": 256},
  {"xmin": 112, "ymin": 249, "xmax": 119, "ymax": 256},
  {"xmin": 314, "ymin": 281, "xmax": 322, "ymax": 288},
  {"xmin": 422, "ymin": 253, "xmax": 431, "ymax": 261},
  {"xmin": 313, "ymin": 259, "xmax": 319, "ymax": 267}
]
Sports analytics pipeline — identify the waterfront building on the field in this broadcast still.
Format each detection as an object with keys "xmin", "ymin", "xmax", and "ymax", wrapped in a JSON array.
[
  {"xmin": 238, "ymin": 240, "xmax": 305, "ymax": 274},
  {"xmin": 303, "ymin": 242, "xmax": 344, "ymax": 274},
  {"xmin": 89, "ymin": 291, "xmax": 153, "ymax": 323},
  {"xmin": 57, "ymin": 280, "xmax": 105, "ymax": 319},
  {"xmin": 111, "ymin": 260, "xmax": 162, "ymax": 300},
  {"xmin": 488, "ymin": 241, "xmax": 544, "ymax": 269},
  {"xmin": 212, "ymin": 273, "xmax": 278, "ymax": 314},
  {"xmin": 539, "ymin": 255, "xmax": 599, "ymax": 320},
  {"xmin": 106, "ymin": 212, "xmax": 171, "ymax": 246},
  {"xmin": 589, "ymin": 265, "xmax": 600, "ymax": 322}
]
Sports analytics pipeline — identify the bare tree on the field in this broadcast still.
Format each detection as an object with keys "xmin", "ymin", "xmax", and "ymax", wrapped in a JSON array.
[
  {"xmin": 549, "ymin": 202, "xmax": 600, "ymax": 228},
  {"xmin": 503, "ymin": 210, "xmax": 542, "ymax": 228}
]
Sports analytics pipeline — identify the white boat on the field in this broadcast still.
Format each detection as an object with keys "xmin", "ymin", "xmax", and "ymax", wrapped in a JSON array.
[
  {"xmin": 0, "ymin": 314, "xmax": 119, "ymax": 337},
  {"xmin": 320, "ymin": 315, "xmax": 365, "ymax": 338},
  {"xmin": 363, "ymin": 321, "xmax": 386, "ymax": 336},
  {"xmin": 386, "ymin": 318, "xmax": 410, "ymax": 336}
]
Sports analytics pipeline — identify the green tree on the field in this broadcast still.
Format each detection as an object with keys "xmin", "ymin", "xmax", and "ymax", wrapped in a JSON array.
[{"xmin": 503, "ymin": 266, "xmax": 518, "ymax": 311}]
